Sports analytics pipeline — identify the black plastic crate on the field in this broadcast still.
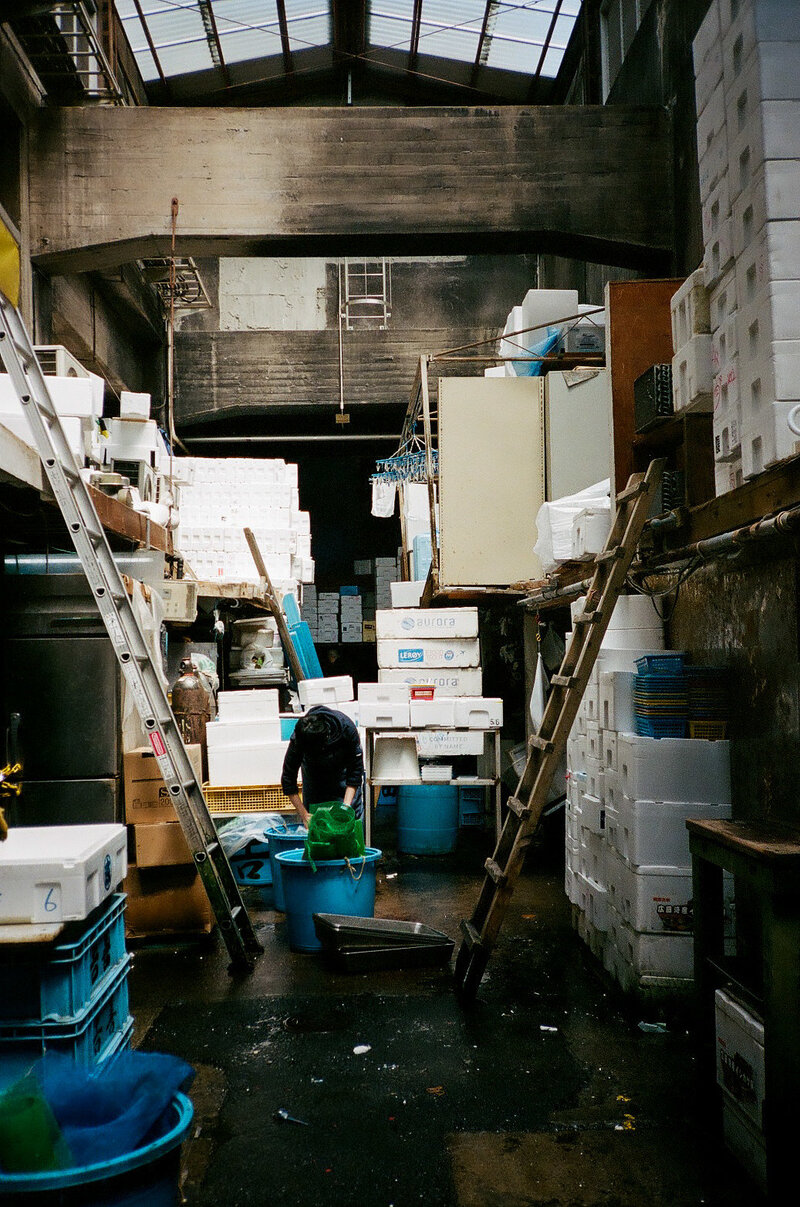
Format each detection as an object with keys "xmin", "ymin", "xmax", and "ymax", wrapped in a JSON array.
[{"xmin": 634, "ymin": 364, "xmax": 673, "ymax": 433}]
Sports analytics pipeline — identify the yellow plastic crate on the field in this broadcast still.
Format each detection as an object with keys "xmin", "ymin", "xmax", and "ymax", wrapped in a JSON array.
[
  {"xmin": 688, "ymin": 721, "xmax": 727, "ymax": 740},
  {"xmin": 203, "ymin": 784, "xmax": 299, "ymax": 815}
]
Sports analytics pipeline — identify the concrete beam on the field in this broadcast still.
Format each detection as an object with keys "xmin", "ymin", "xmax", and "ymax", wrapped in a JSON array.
[{"xmin": 28, "ymin": 105, "xmax": 673, "ymax": 273}]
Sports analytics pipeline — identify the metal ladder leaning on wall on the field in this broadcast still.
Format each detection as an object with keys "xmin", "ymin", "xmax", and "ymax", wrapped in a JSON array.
[
  {"xmin": 0, "ymin": 296, "xmax": 262, "ymax": 973},
  {"xmin": 454, "ymin": 457, "xmax": 664, "ymax": 1001}
]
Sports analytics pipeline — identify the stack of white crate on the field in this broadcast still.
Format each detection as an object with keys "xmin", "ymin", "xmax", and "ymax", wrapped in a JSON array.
[
  {"xmin": 302, "ymin": 584, "xmax": 318, "ymax": 640},
  {"xmin": 174, "ymin": 457, "xmax": 313, "ymax": 594},
  {"xmin": 565, "ymin": 594, "xmax": 733, "ymax": 993},
  {"xmin": 671, "ymin": 265, "xmax": 715, "ymax": 418},
  {"xmin": 340, "ymin": 592, "xmax": 363, "ymax": 643},
  {"xmin": 375, "ymin": 557, "xmax": 398, "ymax": 611},
  {"xmin": 205, "ymin": 689, "xmax": 289, "ymax": 787},
  {"xmin": 316, "ymin": 593, "xmax": 340, "ymax": 643},
  {"xmin": 693, "ymin": 0, "xmax": 800, "ymax": 494}
]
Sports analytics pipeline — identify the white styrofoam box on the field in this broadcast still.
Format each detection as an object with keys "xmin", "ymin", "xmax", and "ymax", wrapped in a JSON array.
[
  {"xmin": 297, "ymin": 676, "xmax": 354, "ymax": 708},
  {"xmin": 673, "ymin": 332, "xmax": 714, "ymax": 412},
  {"xmin": 0, "ymin": 825, "xmax": 127, "ymax": 924},
  {"xmin": 595, "ymin": 648, "xmax": 666, "ymax": 677},
  {"xmin": 519, "ymin": 288, "xmax": 579, "ymax": 342},
  {"xmin": 109, "ymin": 418, "xmax": 159, "ymax": 461},
  {"xmin": 572, "ymin": 707, "xmax": 587, "ymax": 737},
  {"xmin": 359, "ymin": 699, "xmax": 411, "ymax": 728},
  {"xmin": 600, "ymin": 626, "xmax": 665, "ymax": 652},
  {"xmin": 584, "ymin": 757, "xmax": 604, "ymax": 803},
  {"xmin": 571, "ymin": 507, "xmax": 611, "ymax": 560},
  {"xmin": 564, "ymin": 861, "xmax": 580, "ymax": 907},
  {"xmin": 617, "ymin": 796, "xmax": 732, "ymax": 868},
  {"xmin": 1, "ymin": 414, "xmax": 86, "ymax": 462},
  {"xmin": 586, "ymin": 878, "xmax": 609, "ymax": 932},
  {"xmin": 334, "ymin": 700, "xmax": 360, "ymax": 726},
  {"xmin": 580, "ymin": 791, "xmax": 605, "ymax": 836},
  {"xmin": 207, "ymin": 741, "xmax": 288, "ymax": 787},
  {"xmin": 695, "ymin": 40, "xmax": 725, "ymax": 125},
  {"xmin": 568, "ymin": 734, "xmax": 588, "ymax": 773},
  {"xmin": 617, "ymin": 733, "xmax": 731, "ymax": 804},
  {"xmin": 389, "ymin": 580, "xmax": 426, "ymax": 608},
  {"xmin": 737, "ymin": 281, "xmax": 800, "ymax": 375},
  {"xmin": 671, "ymin": 267, "xmax": 711, "ymax": 355},
  {"xmin": 721, "ymin": 1097, "xmax": 767, "ymax": 1195},
  {"xmin": 604, "ymin": 799, "xmax": 621, "ymax": 856},
  {"xmin": 716, "ymin": 989, "xmax": 765, "ymax": 1130},
  {"xmin": 120, "ymin": 390, "xmax": 151, "ymax": 419},
  {"xmin": 608, "ymin": 905, "xmax": 695, "ymax": 980},
  {"xmin": 416, "ymin": 729, "xmax": 484, "ymax": 757},
  {"xmin": 603, "ymin": 730, "xmax": 618, "ymax": 773},
  {"xmin": 604, "ymin": 766, "xmax": 621, "ymax": 813},
  {"xmin": 711, "ymin": 307, "xmax": 738, "ymax": 376},
  {"xmin": 378, "ymin": 667, "xmax": 483, "ymax": 695},
  {"xmin": 452, "ymin": 697, "xmax": 503, "ymax": 729},
  {"xmin": 585, "ymin": 721, "xmax": 601, "ymax": 761},
  {"xmin": 376, "ymin": 607, "xmax": 478, "ymax": 641},
  {"xmin": 566, "ymin": 734, "xmax": 582, "ymax": 769},
  {"xmin": 715, "ymin": 457, "xmax": 745, "ymax": 495},
  {"xmin": 217, "ymin": 689, "xmax": 280, "ymax": 722},
  {"xmin": 377, "ymin": 638, "xmax": 480, "ymax": 669},
  {"xmin": 729, "ymin": 101, "xmax": 800, "ymax": 204},
  {"xmin": 606, "ymin": 850, "xmax": 693, "ymax": 934},
  {"xmin": 0, "ymin": 375, "xmax": 99, "ymax": 423},
  {"xmin": 698, "ymin": 115, "xmax": 729, "ymax": 206},
  {"xmin": 409, "ymin": 697, "xmax": 456, "ymax": 728},
  {"xmin": 701, "ymin": 172, "xmax": 732, "ymax": 270},
  {"xmin": 420, "ymin": 764, "xmax": 453, "ymax": 783},
  {"xmin": 579, "ymin": 829, "xmax": 606, "ymax": 887},
  {"xmin": 358, "ymin": 682, "xmax": 409, "ymax": 704},
  {"xmin": 696, "ymin": 79, "xmax": 727, "ymax": 169},
  {"xmin": 205, "ymin": 718, "xmax": 282, "ymax": 748},
  {"xmin": 582, "ymin": 678, "xmax": 601, "ymax": 724},
  {"xmin": 566, "ymin": 803, "xmax": 581, "ymax": 848},
  {"xmin": 692, "ymin": 0, "xmax": 721, "ymax": 104},
  {"xmin": 713, "ymin": 387, "xmax": 743, "ymax": 462},
  {"xmin": 740, "ymin": 399, "xmax": 800, "ymax": 474},
  {"xmin": 599, "ymin": 671, "xmax": 636, "ymax": 734},
  {"xmin": 721, "ymin": 0, "xmax": 800, "ymax": 97}
]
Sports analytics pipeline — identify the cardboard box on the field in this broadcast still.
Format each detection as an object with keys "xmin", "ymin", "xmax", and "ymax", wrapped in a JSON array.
[
  {"xmin": 133, "ymin": 821, "xmax": 193, "ymax": 868},
  {"xmin": 124, "ymin": 744, "xmax": 203, "ymax": 824},
  {"xmin": 123, "ymin": 864, "xmax": 212, "ymax": 937}
]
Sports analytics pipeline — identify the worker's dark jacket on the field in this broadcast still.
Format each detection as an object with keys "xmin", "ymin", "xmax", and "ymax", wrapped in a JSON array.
[{"xmin": 281, "ymin": 705, "xmax": 365, "ymax": 818}]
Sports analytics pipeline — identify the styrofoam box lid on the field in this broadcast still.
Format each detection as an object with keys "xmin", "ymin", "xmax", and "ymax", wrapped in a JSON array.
[
  {"xmin": 217, "ymin": 689, "xmax": 280, "ymax": 720},
  {"xmin": 0, "ymin": 824, "xmax": 126, "ymax": 865},
  {"xmin": 715, "ymin": 989, "xmax": 765, "ymax": 1047}
]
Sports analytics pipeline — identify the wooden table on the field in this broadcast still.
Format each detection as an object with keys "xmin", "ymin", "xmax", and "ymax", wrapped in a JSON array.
[{"xmin": 688, "ymin": 818, "xmax": 800, "ymax": 1196}]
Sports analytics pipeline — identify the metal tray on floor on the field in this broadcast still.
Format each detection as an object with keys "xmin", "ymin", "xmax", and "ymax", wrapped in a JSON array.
[
  {"xmin": 312, "ymin": 913, "xmax": 452, "ymax": 949},
  {"xmin": 320, "ymin": 940, "xmax": 454, "ymax": 973}
]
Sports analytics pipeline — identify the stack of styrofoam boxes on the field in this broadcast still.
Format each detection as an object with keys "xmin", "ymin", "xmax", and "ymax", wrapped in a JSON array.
[
  {"xmin": 565, "ymin": 594, "xmax": 667, "ymax": 969},
  {"xmin": 374, "ymin": 557, "xmax": 397, "ymax": 612},
  {"xmin": 0, "ymin": 369, "xmax": 105, "ymax": 468},
  {"xmin": 206, "ymin": 689, "xmax": 289, "ymax": 787},
  {"xmin": 302, "ymin": 584, "xmax": 318, "ymax": 641},
  {"xmin": 694, "ymin": 0, "xmax": 800, "ymax": 489},
  {"xmin": 604, "ymin": 731, "xmax": 732, "ymax": 996},
  {"xmin": 715, "ymin": 988, "xmax": 767, "ymax": 1192},
  {"xmin": 297, "ymin": 675, "xmax": 358, "ymax": 728},
  {"xmin": 316, "ymin": 592, "xmax": 340, "ymax": 644},
  {"xmin": 340, "ymin": 588, "xmax": 363, "ymax": 644},
  {"xmin": 671, "ymin": 267, "xmax": 716, "ymax": 419},
  {"xmin": 0, "ymin": 825, "xmax": 132, "ymax": 1073},
  {"xmin": 173, "ymin": 458, "xmax": 313, "ymax": 597}
]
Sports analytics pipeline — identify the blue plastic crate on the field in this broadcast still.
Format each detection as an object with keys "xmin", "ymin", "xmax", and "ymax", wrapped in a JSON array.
[
  {"xmin": 230, "ymin": 839, "xmax": 273, "ymax": 887},
  {"xmin": 634, "ymin": 717, "xmax": 688, "ymax": 739},
  {"xmin": 0, "ymin": 955, "xmax": 131, "ymax": 1071},
  {"xmin": 288, "ymin": 620, "xmax": 323, "ymax": 679},
  {"xmin": 280, "ymin": 715, "xmax": 300, "ymax": 740},
  {"xmin": 282, "ymin": 593, "xmax": 302, "ymax": 626},
  {"xmin": 635, "ymin": 654, "xmax": 687, "ymax": 675},
  {"xmin": 0, "ymin": 894, "xmax": 127, "ymax": 1024}
]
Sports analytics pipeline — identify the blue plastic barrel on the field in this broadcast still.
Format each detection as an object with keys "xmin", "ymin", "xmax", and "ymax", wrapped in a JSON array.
[
  {"xmin": 267, "ymin": 824, "xmax": 308, "ymax": 911},
  {"xmin": 0, "ymin": 1092, "xmax": 193, "ymax": 1206},
  {"xmin": 397, "ymin": 785, "xmax": 459, "ymax": 855},
  {"xmin": 275, "ymin": 848, "xmax": 382, "ymax": 953}
]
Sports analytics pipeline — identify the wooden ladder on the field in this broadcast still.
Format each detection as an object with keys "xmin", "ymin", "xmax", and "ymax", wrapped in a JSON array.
[{"xmin": 453, "ymin": 458, "xmax": 665, "ymax": 1001}]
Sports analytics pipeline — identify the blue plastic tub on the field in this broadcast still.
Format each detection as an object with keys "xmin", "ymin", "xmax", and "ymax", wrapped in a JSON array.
[
  {"xmin": 275, "ymin": 848, "xmax": 381, "ymax": 953},
  {"xmin": 0, "ymin": 1091, "xmax": 193, "ymax": 1207},
  {"xmin": 0, "ymin": 895, "xmax": 127, "ymax": 1024},
  {"xmin": 229, "ymin": 839, "xmax": 274, "ymax": 907},
  {"xmin": 267, "ymin": 824, "xmax": 308, "ymax": 911},
  {"xmin": 397, "ymin": 785, "xmax": 459, "ymax": 855}
]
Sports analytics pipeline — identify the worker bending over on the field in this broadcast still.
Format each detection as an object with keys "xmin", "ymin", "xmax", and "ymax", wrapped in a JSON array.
[{"xmin": 281, "ymin": 705, "xmax": 365, "ymax": 826}]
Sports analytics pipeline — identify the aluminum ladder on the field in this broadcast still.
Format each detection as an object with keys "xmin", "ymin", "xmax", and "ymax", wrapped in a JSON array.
[
  {"xmin": 453, "ymin": 458, "xmax": 664, "ymax": 1001},
  {"xmin": 0, "ymin": 296, "xmax": 262, "ymax": 972}
]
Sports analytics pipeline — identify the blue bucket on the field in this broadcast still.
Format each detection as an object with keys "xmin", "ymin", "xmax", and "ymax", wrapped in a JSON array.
[
  {"xmin": 275, "ymin": 848, "xmax": 382, "ymax": 953},
  {"xmin": 0, "ymin": 1092, "xmax": 193, "ymax": 1207},
  {"xmin": 267, "ymin": 824, "xmax": 308, "ymax": 911},
  {"xmin": 397, "ymin": 785, "xmax": 459, "ymax": 855}
]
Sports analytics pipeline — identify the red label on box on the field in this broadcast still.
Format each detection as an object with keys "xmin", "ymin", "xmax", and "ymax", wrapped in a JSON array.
[{"xmin": 149, "ymin": 731, "xmax": 166, "ymax": 758}]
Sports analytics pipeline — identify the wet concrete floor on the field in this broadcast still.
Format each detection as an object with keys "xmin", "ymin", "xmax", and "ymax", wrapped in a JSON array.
[{"xmin": 129, "ymin": 819, "xmax": 765, "ymax": 1206}]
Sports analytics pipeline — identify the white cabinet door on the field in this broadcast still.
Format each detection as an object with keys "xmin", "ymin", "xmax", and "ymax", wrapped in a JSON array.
[
  {"xmin": 545, "ymin": 369, "xmax": 612, "ymax": 500},
  {"xmin": 438, "ymin": 376, "xmax": 545, "ymax": 586}
]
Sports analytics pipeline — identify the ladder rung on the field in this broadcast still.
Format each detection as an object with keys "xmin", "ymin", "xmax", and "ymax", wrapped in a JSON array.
[
  {"xmin": 484, "ymin": 857, "xmax": 508, "ymax": 886},
  {"xmin": 616, "ymin": 480, "xmax": 648, "ymax": 504},
  {"xmin": 573, "ymin": 610, "xmax": 603, "ymax": 625},
  {"xmin": 595, "ymin": 546, "xmax": 626, "ymax": 565},
  {"xmin": 506, "ymin": 796, "xmax": 532, "ymax": 820},
  {"xmin": 550, "ymin": 674, "xmax": 579, "ymax": 689},
  {"xmin": 0, "ymin": 332, "xmax": 33, "ymax": 368},
  {"xmin": 528, "ymin": 735, "xmax": 554, "ymax": 753},
  {"xmin": 459, "ymin": 919, "xmax": 483, "ymax": 951},
  {"xmin": 62, "ymin": 466, "xmax": 80, "ymax": 483}
]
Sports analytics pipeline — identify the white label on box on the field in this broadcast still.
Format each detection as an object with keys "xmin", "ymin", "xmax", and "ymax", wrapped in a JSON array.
[
  {"xmin": 416, "ymin": 730, "xmax": 484, "ymax": 757},
  {"xmin": 377, "ymin": 638, "xmax": 480, "ymax": 668}
]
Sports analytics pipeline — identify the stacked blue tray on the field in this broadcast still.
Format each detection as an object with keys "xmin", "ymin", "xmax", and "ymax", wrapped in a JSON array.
[
  {"xmin": 634, "ymin": 654, "xmax": 689, "ymax": 738},
  {"xmin": 0, "ymin": 893, "xmax": 133, "ymax": 1086}
]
